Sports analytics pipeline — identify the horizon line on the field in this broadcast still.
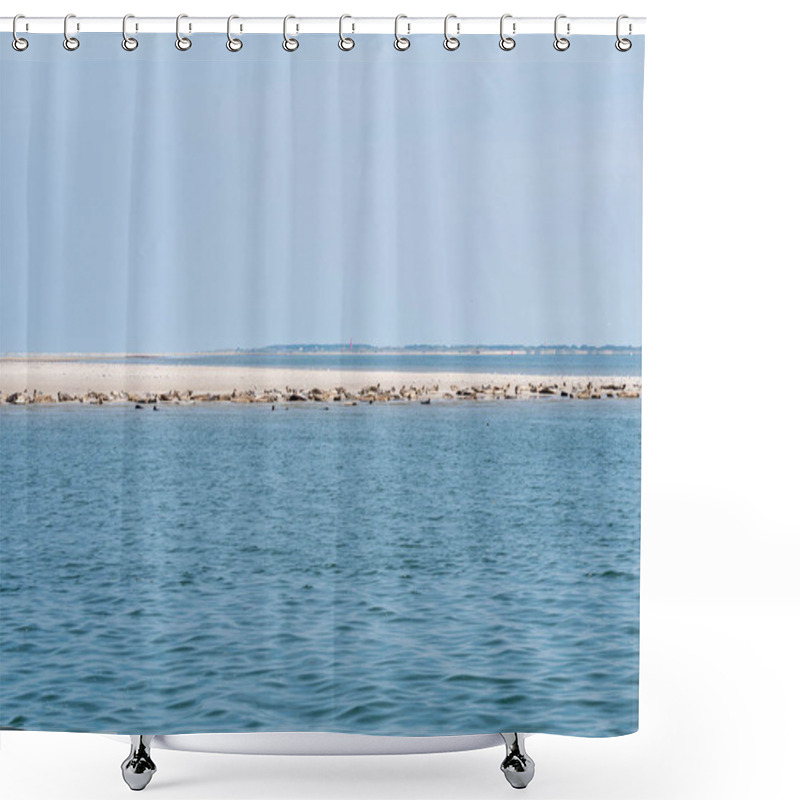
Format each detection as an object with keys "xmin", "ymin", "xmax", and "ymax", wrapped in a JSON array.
[{"xmin": 1, "ymin": 343, "xmax": 642, "ymax": 359}]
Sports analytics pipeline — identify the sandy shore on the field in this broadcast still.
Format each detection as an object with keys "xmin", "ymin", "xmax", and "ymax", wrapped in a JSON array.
[{"xmin": 0, "ymin": 359, "xmax": 641, "ymax": 404}]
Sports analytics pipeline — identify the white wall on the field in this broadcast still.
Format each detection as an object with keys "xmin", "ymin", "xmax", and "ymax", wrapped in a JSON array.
[{"xmin": 1, "ymin": 2, "xmax": 798, "ymax": 798}]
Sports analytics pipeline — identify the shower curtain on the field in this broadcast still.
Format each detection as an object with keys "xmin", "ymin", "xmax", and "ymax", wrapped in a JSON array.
[{"xmin": 0, "ymin": 30, "xmax": 643, "ymax": 738}]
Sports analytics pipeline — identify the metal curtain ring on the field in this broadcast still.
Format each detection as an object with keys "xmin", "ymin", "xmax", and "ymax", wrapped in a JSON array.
[
  {"xmin": 615, "ymin": 14, "xmax": 632, "ymax": 51},
  {"xmin": 394, "ymin": 14, "xmax": 410, "ymax": 51},
  {"xmin": 443, "ymin": 14, "xmax": 459, "ymax": 51},
  {"xmin": 499, "ymin": 14, "xmax": 515, "ymax": 51},
  {"xmin": 175, "ymin": 14, "xmax": 192, "ymax": 50},
  {"xmin": 63, "ymin": 13, "xmax": 79, "ymax": 51},
  {"xmin": 12, "ymin": 14, "xmax": 28, "ymax": 51},
  {"xmin": 553, "ymin": 14, "xmax": 570, "ymax": 51},
  {"xmin": 282, "ymin": 15, "xmax": 299, "ymax": 51},
  {"xmin": 338, "ymin": 14, "xmax": 354, "ymax": 51},
  {"xmin": 122, "ymin": 14, "xmax": 138, "ymax": 51},
  {"xmin": 226, "ymin": 15, "xmax": 243, "ymax": 51}
]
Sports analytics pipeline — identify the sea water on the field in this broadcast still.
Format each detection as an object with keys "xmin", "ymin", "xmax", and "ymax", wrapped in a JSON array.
[
  {"xmin": 0, "ymin": 399, "xmax": 640, "ymax": 736},
  {"xmin": 101, "ymin": 351, "xmax": 642, "ymax": 377}
]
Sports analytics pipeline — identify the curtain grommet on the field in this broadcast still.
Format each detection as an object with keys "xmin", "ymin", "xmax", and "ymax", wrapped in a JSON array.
[
  {"xmin": 12, "ymin": 15, "xmax": 29, "ymax": 51},
  {"xmin": 175, "ymin": 14, "xmax": 192, "ymax": 51},
  {"xmin": 553, "ymin": 15, "xmax": 570, "ymax": 51},
  {"xmin": 615, "ymin": 15, "xmax": 632, "ymax": 51},
  {"xmin": 121, "ymin": 15, "xmax": 138, "ymax": 51},
  {"xmin": 226, "ymin": 15, "xmax": 243, "ymax": 52},
  {"xmin": 63, "ymin": 13, "xmax": 80, "ymax": 51},
  {"xmin": 499, "ymin": 14, "xmax": 516, "ymax": 51},
  {"xmin": 394, "ymin": 15, "xmax": 410, "ymax": 51},
  {"xmin": 443, "ymin": 14, "xmax": 460, "ymax": 51},
  {"xmin": 338, "ymin": 14, "xmax": 355, "ymax": 51},
  {"xmin": 282, "ymin": 15, "xmax": 299, "ymax": 51}
]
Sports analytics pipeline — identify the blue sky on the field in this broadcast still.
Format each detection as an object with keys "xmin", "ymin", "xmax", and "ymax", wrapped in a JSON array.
[{"xmin": 1, "ymin": 34, "xmax": 643, "ymax": 353}]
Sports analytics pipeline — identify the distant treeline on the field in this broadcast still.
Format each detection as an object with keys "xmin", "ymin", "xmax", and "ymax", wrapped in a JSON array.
[{"xmin": 227, "ymin": 344, "xmax": 642, "ymax": 355}]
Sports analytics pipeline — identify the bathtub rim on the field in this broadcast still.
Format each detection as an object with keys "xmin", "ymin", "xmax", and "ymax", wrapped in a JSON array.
[{"xmin": 102, "ymin": 731, "xmax": 513, "ymax": 755}]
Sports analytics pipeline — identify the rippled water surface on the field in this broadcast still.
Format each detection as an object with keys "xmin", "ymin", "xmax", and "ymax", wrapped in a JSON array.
[{"xmin": 0, "ymin": 400, "xmax": 639, "ymax": 735}]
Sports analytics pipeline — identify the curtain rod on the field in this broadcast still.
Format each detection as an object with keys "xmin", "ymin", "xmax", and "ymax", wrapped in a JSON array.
[{"xmin": 1, "ymin": 16, "xmax": 645, "ymax": 36}]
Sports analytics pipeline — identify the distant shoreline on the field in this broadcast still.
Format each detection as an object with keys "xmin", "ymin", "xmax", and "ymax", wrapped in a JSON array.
[
  {"xmin": 0, "ymin": 346, "xmax": 642, "ymax": 361},
  {"xmin": 1, "ymin": 360, "xmax": 641, "ymax": 405}
]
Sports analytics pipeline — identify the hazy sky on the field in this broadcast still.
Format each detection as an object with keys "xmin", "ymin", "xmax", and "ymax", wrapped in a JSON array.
[{"xmin": 1, "ymin": 33, "xmax": 643, "ymax": 353}]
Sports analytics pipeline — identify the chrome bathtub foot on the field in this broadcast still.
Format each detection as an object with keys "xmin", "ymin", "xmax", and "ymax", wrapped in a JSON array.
[
  {"xmin": 121, "ymin": 735, "xmax": 157, "ymax": 791},
  {"xmin": 500, "ymin": 733, "xmax": 535, "ymax": 789}
]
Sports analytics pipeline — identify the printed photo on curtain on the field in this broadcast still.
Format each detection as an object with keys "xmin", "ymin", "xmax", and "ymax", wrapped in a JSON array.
[{"xmin": 0, "ymin": 17, "xmax": 644, "ymax": 791}]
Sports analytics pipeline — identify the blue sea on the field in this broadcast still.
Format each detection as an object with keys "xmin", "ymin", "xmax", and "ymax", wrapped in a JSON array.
[
  {"xmin": 0, "ymin": 399, "xmax": 640, "ymax": 736},
  {"xmin": 103, "ymin": 351, "xmax": 641, "ymax": 377}
]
